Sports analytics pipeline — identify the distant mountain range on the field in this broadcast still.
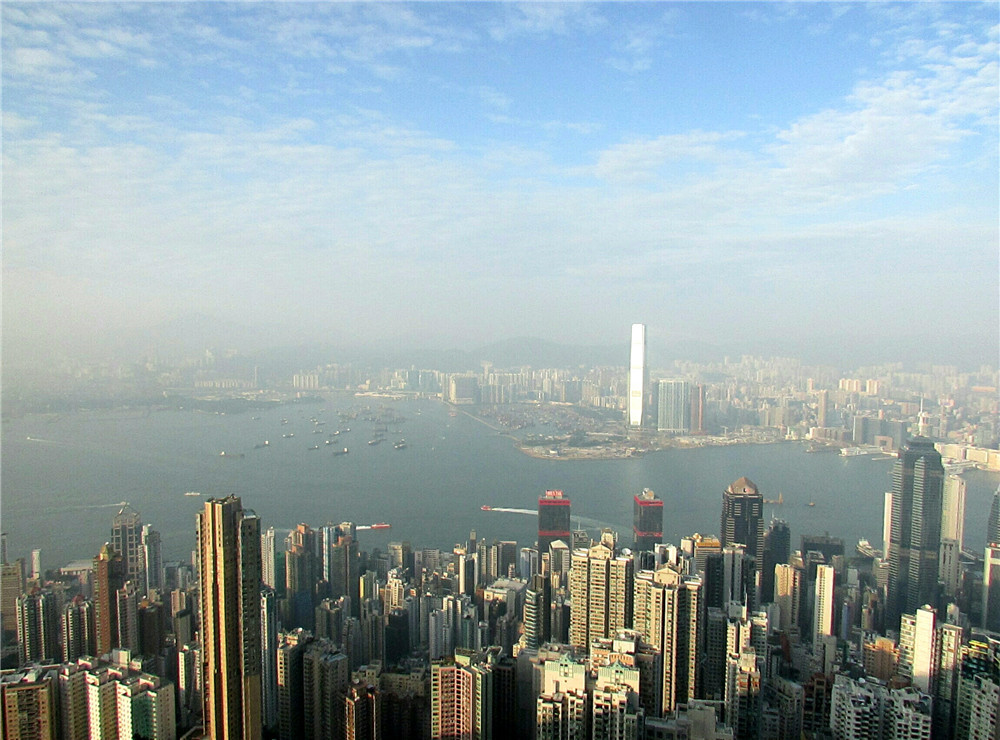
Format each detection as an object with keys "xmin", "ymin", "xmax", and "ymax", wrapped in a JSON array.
[{"xmin": 8, "ymin": 311, "xmax": 995, "ymax": 373}]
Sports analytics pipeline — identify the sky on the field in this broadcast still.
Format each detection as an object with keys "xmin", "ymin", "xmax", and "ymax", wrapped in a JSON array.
[{"xmin": 3, "ymin": 2, "xmax": 998, "ymax": 365}]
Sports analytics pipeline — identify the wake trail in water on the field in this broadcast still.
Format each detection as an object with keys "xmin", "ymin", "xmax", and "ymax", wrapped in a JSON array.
[
  {"xmin": 484, "ymin": 507, "xmax": 537, "ymax": 515},
  {"xmin": 40, "ymin": 500, "xmax": 128, "ymax": 513}
]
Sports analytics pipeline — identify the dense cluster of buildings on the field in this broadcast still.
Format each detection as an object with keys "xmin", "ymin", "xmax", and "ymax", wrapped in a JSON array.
[{"xmin": 3, "ymin": 435, "xmax": 1000, "ymax": 739}]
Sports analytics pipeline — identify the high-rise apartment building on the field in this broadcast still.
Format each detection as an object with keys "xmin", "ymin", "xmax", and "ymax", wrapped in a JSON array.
[
  {"xmin": 632, "ymin": 566, "xmax": 701, "ymax": 715},
  {"xmin": 568, "ymin": 532, "xmax": 633, "ymax": 651},
  {"xmin": 656, "ymin": 379, "xmax": 690, "ymax": 433},
  {"xmin": 197, "ymin": 495, "xmax": 262, "ymax": 740},
  {"xmin": 16, "ymin": 591, "xmax": 58, "ymax": 665},
  {"xmin": 430, "ymin": 661, "xmax": 474, "ymax": 740},
  {"xmin": 538, "ymin": 490, "xmax": 571, "ymax": 557},
  {"xmin": 633, "ymin": 489, "xmax": 663, "ymax": 552},
  {"xmin": 887, "ymin": 437, "xmax": 944, "ymax": 627},
  {"xmin": 813, "ymin": 565, "xmax": 835, "ymax": 645},
  {"xmin": 627, "ymin": 324, "xmax": 648, "ymax": 428},
  {"xmin": 721, "ymin": 477, "xmax": 765, "ymax": 575}
]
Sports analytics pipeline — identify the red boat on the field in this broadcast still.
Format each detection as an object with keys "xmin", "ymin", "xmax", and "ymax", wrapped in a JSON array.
[
  {"xmin": 371, "ymin": 522, "xmax": 391, "ymax": 530},
  {"xmin": 481, "ymin": 505, "xmax": 492, "ymax": 511}
]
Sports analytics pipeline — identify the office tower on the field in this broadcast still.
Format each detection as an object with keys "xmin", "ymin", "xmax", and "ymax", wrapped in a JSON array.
[
  {"xmin": 887, "ymin": 437, "xmax": 944, "ymax": 627},
  {"xmin": 721, "ymin": 477, "xmax": 765, "ymax": 575},
  {"xmin": 627, "ymin": 323, "xmax": 648, "ymax": 428},
  {"xmin": 286, "ymin": 523, "xmax": 318, "ymax": 630},
  {"xmin": 773, "ymin": 564, "xmax": 801, "ymax": 632},
  {"xmin": 93, "ymin": 543, "xmax": 126, "ymax": 656},
  {"xmin": 633, "ymin": 566, "xmax": 701, "ymax": 715},
  {"xmin": 197, "ymin": 495, "xmax": 262, "ymax": 740},
  {"xmin": 430, "ymin": 661, "xmax": 474, "ymax": 739},
  {"xmin": 760, "ymin": 519, "xmax": 790, "ymax": 608},
  {"xmin": 61, "ymin": 596, "xmax": 95, "ymax": 662},
  {"xmin": 15, "ymin": 591, "xmax": 58, "ymax": 665},
  {"xmin": 112, "ymin": 503, "xmax": 145, "ymax": 593},
  {"xmin": 142, "ymin": 525, "xmax": 163, "ymax": 593},
  {"xmin": 656, "ymin": 379, "xmax": 690, "ymax": 433},
  {"xmin": 568, "ymin": 532, "xmax": 634, "ymax": 650},
  {"xmin": 984, "ymin": 546, "xmax": 1000, "ymax": 632},
  {"xmin": 523, "ymin": 574, "xmax": 551, "ymax": 650},
  {"xmin": 813, "ymin": 565, "xmax": 835, "ymax": 645},
  {"xmin": 633, "ymin": 489, "xmax": 663, "ymax": 552},
  {"xmin": 816, "ymin": 390, "xmax": 828, "ymax": 429},
  {"xmin": 538, "ymin": 490, "xmax": 571, "ymax": 556}
]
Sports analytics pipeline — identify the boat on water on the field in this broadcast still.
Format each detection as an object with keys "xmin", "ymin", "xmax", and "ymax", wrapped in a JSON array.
[
  {"xmin": 481, "ymin": 505, "xmax": 492, "ymax": 511},
  {"xmin": 255, "ymin": 441, "xmax": 270, "ymax": 449},
  {"xmin": 371, "ymin": 522, "xmax": 391, "ymax": 530},
  {"xmin": 219, "ymin": 451, "xmax": 244, "ymax": 458},
  {"xmin": 307, "ymin": 445, "xmax": 319, "ymax": 450},
  {"xmin": 184, "ymin": 491, "xmax": 202, "ymax": 497},
  {"xmin": 368, "ymin": 438, "xmax": 383, "ymax": 445},
  {"xmin": 807, "ymin": 502, "xmax": 816, "ymax": 507},
  {"xmin": 282, "ymin": 433, "xmax": 294, "ymax": 438},
  {"xmin": 394, "ymin": 440, "xmax": 407, "ymax": 450},
  {"xmin": 333, "ymin": 448, "xmax": 349, "ymax": 456}
]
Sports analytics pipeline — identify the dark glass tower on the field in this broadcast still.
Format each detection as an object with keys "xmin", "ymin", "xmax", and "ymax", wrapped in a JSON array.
[
  {"xmin": 760, "ymin": 519, "xmax": 790, "ymax": 605},
  {"xmin": 720, "ymin": 477, "xmax": 764, "ymax": 573},
  {"xmin": 887, "ymin": 437, "xmax": 944, "ymax": 627},
  {"xmin": 633, "ymin": 488, "xmax": 664, "ymax": 552},
  {"xmin": 538, "ymin": 489, "xmax": 571, "ymax": 556}
]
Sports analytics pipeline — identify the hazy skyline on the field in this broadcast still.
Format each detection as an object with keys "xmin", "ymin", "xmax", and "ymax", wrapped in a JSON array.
[{"xmin": 3, "ymin": 3, "xmax": 997, "ymax": 365}]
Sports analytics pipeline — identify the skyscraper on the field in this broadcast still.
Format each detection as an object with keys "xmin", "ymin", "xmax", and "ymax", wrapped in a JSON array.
[
  {"xmin": 887, "ymin": 437, "xmax": 944, "ymax": 627},
  {"xmin": 92, "ymin": 543, "xmax": 125, "ymax": 656},
  {"xmin": 633, "ymin": 488, "xmax": 663, "ymax": 552},
  {"xmin": 568, "ymin": 531, "xmax": 633, "ymax": 651},
  {"xmin": 656, "ymin": 379, "xmax": 690, "ymax": 433},
  {"xmin": 632, "ymin": 565, "xmax": 701, "ymax": 715},
  {"xmin": 813, "ymin": 564, "xmax": 835, "ymax": 645},
  {"xmin": 112, "ymin": 503, "xmax": 145, "ymax": 593},
  {"xmin": 197, "ymin": 495, "xmax": 262, "ymax": 740},
  {"xmin": 720, "ymin": 477, "xmax": 765, "ymax": 575},
  {"xmin": 538, "ymin": 490, "xmax": 571, "ymax": 557},
  {"xmin": 627, "ymin": 323, "xmax": 648, "ymax": 428}
]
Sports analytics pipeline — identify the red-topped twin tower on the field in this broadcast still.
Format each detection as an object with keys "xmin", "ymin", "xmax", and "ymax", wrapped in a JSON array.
[
  {"xmin": 538, "ymin": 489, "xmax": 571, "ymax": 556},
  {"xmin": 633, "ymin": 488, "xmax": 664, "ymax": 551}
]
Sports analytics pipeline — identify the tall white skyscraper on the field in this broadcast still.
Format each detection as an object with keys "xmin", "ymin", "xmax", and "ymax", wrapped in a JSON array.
[
  {"xmin": 813, "ymin": 564, "xmax": 834, "ymax": 644},
  {"xmin": 628, "ymin": 323, "xmax": 647, "ymax": 428}
]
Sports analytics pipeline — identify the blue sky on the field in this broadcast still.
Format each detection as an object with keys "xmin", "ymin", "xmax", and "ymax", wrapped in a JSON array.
[{"xmin": 3, "ymin": 2, "xmax": 997, "ymax": 362}]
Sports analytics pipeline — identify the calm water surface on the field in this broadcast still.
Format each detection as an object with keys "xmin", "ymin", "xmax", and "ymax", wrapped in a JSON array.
[{"xmin": 3, "ymin": 396, "xmax": 997, "ymax": 568}]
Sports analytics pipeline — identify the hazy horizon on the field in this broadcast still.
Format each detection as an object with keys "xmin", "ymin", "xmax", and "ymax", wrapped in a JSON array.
[{"xmin": 3, "ymin": 3, "xmax": 997, "ymax": 368}]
